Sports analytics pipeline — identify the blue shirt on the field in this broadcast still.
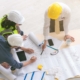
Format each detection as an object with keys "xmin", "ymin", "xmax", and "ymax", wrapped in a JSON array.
[{"xmin": 0, "ymin": 35, "xmax": 23, "ymax": 69}]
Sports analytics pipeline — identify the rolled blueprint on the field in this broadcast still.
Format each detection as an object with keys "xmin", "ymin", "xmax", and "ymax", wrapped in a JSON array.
[
  {"xmin": 28, "ymin": 32, "xmax": 42, "ymax": 46},
  {"xmin": 0, "ymin": 65, "xmax": 16, "ymax": 80}
]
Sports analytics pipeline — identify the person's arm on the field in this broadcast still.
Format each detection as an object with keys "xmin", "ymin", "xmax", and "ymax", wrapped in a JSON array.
[
  {"xmin": 16, "ymin": 26, "xmax": 27, "ymax": 40},
  {"xmin": 16, "ymin": 26, "xmax": 21, "ymax": 34},
  {"xmin": 20, "ymin": 47, "xmax": 34, "ymax": 54},
  {"xmin": 42, "ymin": 10, "xmax": 50, "ymax": 50},
  {"xmin": 23, "ymin": 56, "xmax": 37, "ymax": 67},
  {"xmin": 42, "ymin": 40, "xmax": 47, "ymax": 50},
  {"xmin": 63, "ymin": 6, "xmax": 74, "ymax": 41},
  {"xmin": 6, "ymin": 57, "xmax": 23, "ymax": 69},
  {"xmin": 43, "ymin": 10, "xmax": 50, "ymax": 40},
  {"xmin": 58, "ymin": 2, "xmax": 71, "ymax": 35},
  {"xmin": 6, "ymin": 56, "xmax": 37, "ymax": 69},
  {"xmin": 63, "ymin": 10, "xmax": 71, "ymax": 36}
]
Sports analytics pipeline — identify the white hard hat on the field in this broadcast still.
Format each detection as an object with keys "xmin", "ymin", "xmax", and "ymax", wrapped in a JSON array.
[
  {"xmin": 8, "ymin": 10, "xmax": 25, "ymax": 24},
  {"xmin": 7, "ymin": 34, "xmax": 23, "ymax": 47}
]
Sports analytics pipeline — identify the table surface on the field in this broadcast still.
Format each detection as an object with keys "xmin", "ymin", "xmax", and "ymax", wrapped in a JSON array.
[
  {"xmin": 0, "ymin": 29, "xmax": 80, "ymax": 80},
  {"xmin": 36, "ymin": 29, "xmax": 80, "ymax": 49}
]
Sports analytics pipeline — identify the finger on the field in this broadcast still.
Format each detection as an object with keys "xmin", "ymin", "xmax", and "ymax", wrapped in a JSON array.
[
  {"xmin": 24, "ymin": 35, "xmax": 27, "ymax": 37},
  {"xmin": 31, "ymin": 56, "xmax": 35, "ymax": 59},
  {"xmin": 71, "ymin": 37, "xmax": 75, "ymax": 42},
  {"xmin": 32, "ymin": 56, "xmax": 36, "ymax": 60},
  {"xmin": 5, "ymin": 65, "xmax": 10, "ymax": 69},
  {"xmin": 30, "ymin": 49, "xmax": 34, "ymax": 53},
  {"xmin": 64, "ymin": 36, "xmax": 68, "ymax": 41},
  {"xmin": 42, "ymin": 45, "xmax": 46, "ymax": 50},
  {"xmin": 35, "ymin": 57, "xmax": 37, "ymax": 60},
  {"xmin": 64, "ymin": 37, "xmax": 66, "ymax": 41}
]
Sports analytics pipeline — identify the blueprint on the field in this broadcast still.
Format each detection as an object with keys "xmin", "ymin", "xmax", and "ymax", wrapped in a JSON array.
[{"xmin": 0, "ymin": 33, "xmax": 80, "ymax": 80}]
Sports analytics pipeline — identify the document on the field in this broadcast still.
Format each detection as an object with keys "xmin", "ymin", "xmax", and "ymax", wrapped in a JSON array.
[{"xmin": 2, "ymin": 32, "xmax": 80, "ymax": 80}]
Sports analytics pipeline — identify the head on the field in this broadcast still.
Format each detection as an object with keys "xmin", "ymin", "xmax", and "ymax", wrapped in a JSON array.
[
  {"xmin": 1, "ymin": 10, "xmax": 25, "ymax": 30},
  {"xmin": 48, "ymin": 2, "xmax": 62, "ymax": 19},
  {"xmin": 7, "ymin": 34, "xmax": 23, "ymax": 47},
  {"xmin": 8, "ymin": 10, "xmax": 25, "ymax": 25}
]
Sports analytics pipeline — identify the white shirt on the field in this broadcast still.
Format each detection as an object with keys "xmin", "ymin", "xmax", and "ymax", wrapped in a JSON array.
[{"xmin": 43, "ymin": 2, "xmax": 71, "ymax": 40}]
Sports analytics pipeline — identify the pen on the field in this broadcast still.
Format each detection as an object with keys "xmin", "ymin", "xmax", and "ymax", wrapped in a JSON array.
[{"xmin": 40, "ymin": 50, "xmax": 44, "ymax": 55}]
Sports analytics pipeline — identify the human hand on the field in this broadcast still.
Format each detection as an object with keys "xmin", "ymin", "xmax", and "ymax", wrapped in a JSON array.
[
  {"xmin": 23, "ymin": 56, "xmax": 37, "ymax": 67},
  {"xmin": 64, "ymin": 35, "xmax": 75, "ymax": 42},
  {"xmin": 22, "ymin": 35, "xmax": 27, "ymax": 40},
  {"xmin": 1, "ymin": 62, "xmax": 10, "ymax": 69},
  {"xmin": 24, "ymin": 48, "xmax": 34, "ymax": 54},
  {"xmin": 42, "ymin": 43, "xmax": 46, "ymax": 50},
  {"xmin": 29, "ymin": 56, "xmax": 37, "ymax": 63}
]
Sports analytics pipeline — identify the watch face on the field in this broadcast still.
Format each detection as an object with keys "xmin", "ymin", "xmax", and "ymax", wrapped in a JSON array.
[{"xmin": 16, "ymin": 51, "xmax": 27, "ymax": 61}]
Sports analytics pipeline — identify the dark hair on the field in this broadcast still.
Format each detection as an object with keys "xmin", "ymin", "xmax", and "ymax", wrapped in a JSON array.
[{"xmin": 1, "ymin": 15, "xmax": 16, "ymax": 31}]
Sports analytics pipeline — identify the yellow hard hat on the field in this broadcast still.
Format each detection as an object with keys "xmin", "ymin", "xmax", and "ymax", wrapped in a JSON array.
[{"xmin": 48, "ymin": 2, "xmax": 62, "ymax": 19}]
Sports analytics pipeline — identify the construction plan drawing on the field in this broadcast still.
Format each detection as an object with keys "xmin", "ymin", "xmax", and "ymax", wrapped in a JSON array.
[{"xmin": 0, "ymin": 32, "xmax": 80, "ymax": 80}]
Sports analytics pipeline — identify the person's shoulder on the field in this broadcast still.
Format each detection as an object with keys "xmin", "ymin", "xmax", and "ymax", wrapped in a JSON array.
[
  {"xmin": 0, "ymin": 35, "xmax": 4, "ymax": 39},
  {"xmin": 0, "ymin": 36, "xmax": 10, "ymax": 50},
  {"xmin": 0, "ymin": 35, "xmax": 6, "ymax": 43},
  {"xmin": 58, "ymin": 2, "xmax": 70, "ymax": 8}
]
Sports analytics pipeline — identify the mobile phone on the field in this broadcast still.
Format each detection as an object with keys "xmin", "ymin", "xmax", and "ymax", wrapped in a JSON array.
[
  {"xmin": 16, "ymin": 51, "xmax": 27, "ymax": 61},
  {"xmin": 48, "ymin": 39, "xmax": 54, "ymax": 46}
]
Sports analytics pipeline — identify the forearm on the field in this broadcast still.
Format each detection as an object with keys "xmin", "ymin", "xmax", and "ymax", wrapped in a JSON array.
[
  {"xmin": 63, "ymin": 11, "xmax": 71, "ymax": 35},
  {"xmin": 44, "ymin": 40, "xmax": 47, "ymax": 45},
  {"xmin": 20, "ymin": 47, "xmax": 26, "ymax": 51},
  {"xmin": 43, "ymin": 26, "xmax": 49, "ymax": 40},
  {"xmin": 43, "ymin": 10, "xmax": 50, "ymax": 40},
  {"xmin": 22, "ymin": 60, "xmax": 31, "ymax": 67},
  {"xmin": 6, "ymin": 58, "xmax": 23, "ymax": 69},
  {"xmin": 63, "ymin": 18, "xmax": 70, "ymax": 35}
]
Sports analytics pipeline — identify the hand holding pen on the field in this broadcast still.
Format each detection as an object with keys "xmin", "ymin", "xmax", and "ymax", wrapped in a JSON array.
[
  {"xmin": 40, "ymin": 40, "xmax": 59, "ymax": 55},
  {"xmin": 42, "ymin": 41, "xmax": 47, "ymax": 50},
  {"xmin": 40, "ymin": 42, "xmax": 46, "ymax": 55}
]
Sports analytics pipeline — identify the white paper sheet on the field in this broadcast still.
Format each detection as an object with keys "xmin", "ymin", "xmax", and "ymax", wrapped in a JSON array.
[
  {"xmin": 0, "ymin": 65, "xmax": 16, "ymax": 80},
  {"xmin": 62, "ymin": 49, "xmax": 80, "ymax": 76},
  {"xmin": 2, "ymin": 33, "xmax": 80, "ymax": 80}
]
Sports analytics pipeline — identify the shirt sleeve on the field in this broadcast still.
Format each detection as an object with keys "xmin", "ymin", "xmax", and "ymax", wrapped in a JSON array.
[
  {"xmin": 6, "ymin": 56, "xmax": 23, "ymax": 69},
  {"xmin": 43, "ymin": 10, "xmax": 50, "ymax": 40},
  {"xmin": 59, "ymin": 2, "xmax": 71, "ymax": 35},
  {"xmin": 63, "ymin": 11, "xmax": 71, "ymax": 35}
]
